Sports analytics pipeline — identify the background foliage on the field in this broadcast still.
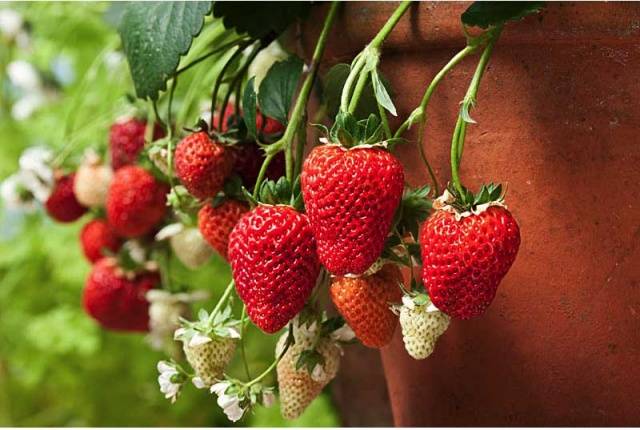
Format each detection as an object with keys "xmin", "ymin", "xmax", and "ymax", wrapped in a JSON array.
[{"xmin": 0, "ymin": 2, "xmax": 338, "ymax": 426}]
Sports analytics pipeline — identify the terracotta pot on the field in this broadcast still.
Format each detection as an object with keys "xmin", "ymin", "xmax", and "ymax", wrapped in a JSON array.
[{"xmin": 299, "ymin": 2, "xmax": 640, "ymax": 426}]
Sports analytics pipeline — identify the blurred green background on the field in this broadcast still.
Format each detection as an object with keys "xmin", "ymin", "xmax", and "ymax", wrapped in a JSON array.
[{"xmin": 0, "ymin": 2, "xmax": 339, "ymax": 426}]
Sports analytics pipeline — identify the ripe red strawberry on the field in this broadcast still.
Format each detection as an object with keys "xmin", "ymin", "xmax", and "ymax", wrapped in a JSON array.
[
  {"xmin": 80, "ymin": 219, "xmax": 122, "ymax": 263},
  {"xmin": 301, "ymin": 145, "xmax": 404, "ymax": 275},
  {"xmin": 228, "ymin": 205, "xmax": 320, "ymax": 333},
  {"xmin": 420, "ymin": 205, "xmax": 521, "ymax": 319},
  {"xmin": 82, "ymin": 258, "xmax": 158, "ymax": 332},
  {"xmin": 231, "ymin": 142, "xmax": 286, "ymax": 187},
  {"xmin": 109, "ymin": 118, "xmax": 164, "ymax": 170},
  {"xmin": 174, "ymin": 132, "xmax": 234, "ymax": 200},
  {"xmin": 106, "ymin": 166, "xmax": 169, "ymax": 238},
  {"xmin": 197, "ymin": 199, "xmax": 248, "ymax": 260},
  {"xmin": 329, "ymin": 264, "xmax": 402, "ymax": 348},
  {"xmin": 45, "ymin": 173, "xmax": 87, "ymax": 223}
]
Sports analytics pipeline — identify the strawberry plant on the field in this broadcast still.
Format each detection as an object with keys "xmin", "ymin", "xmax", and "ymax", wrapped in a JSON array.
[{"xmin": 1, "ymin": 0, "xmax": 545, "ymax": 425}]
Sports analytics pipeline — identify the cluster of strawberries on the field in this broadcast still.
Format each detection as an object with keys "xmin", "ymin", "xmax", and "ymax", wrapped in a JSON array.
[{"xmin": 36, "ymin": 100, "xmax": 521, "ymax": 420}]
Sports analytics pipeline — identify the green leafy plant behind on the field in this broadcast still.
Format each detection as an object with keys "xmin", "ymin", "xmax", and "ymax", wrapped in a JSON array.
[{"xmin": 118, "ymin": 1, "xmax": 213, "ymax": 100}]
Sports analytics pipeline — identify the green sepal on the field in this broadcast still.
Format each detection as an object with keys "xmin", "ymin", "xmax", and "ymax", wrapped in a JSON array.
[
  {"xmin": 447, "ymin": 182, "xmax": 504, "ymax": 212},
  {"xmin": 328, "ymin": 112, "xmax": 385, "ymax": 148},
  {"xmin": 295, "ymin": 349, "xmax": 325, "ymax": 374},
  {"xmin": 394, "ymin": 185, "xmax": 432, "ymax": 239}
]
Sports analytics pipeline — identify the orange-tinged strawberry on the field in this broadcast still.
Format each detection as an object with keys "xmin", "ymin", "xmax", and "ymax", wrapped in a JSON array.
[
  {"xmin": 329, "ymin": 264, "xmax": 403, "ymax": 348},
  {"xmin": 197, "ymin": 199, "xmax": 248, "ymax": 260}
]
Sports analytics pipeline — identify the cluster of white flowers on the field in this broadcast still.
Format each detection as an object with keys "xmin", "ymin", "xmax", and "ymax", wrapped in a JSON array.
[
  {"xmin": 0, "ymin": 9, "xmax": 30, "ymax": 48},
  {"xmin": 1, "ymin": 146, "xmax": 54, "ymax": 212}
]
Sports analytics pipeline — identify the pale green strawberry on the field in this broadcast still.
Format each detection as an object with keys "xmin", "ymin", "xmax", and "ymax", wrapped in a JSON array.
[{"xmin": 398, "ymin": 293, "xmax": 450, "ymax": 360}]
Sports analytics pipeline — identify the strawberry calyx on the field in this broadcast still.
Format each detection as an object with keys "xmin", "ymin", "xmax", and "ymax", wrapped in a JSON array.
[
  {"xmin": 442, "ymin": 182, "xmax": 506, "ymax": 215},
  {"xmin": 174, "ymin": 305, "xmax": 242, "ymax": 346},
  {"xmin": 242, "ymin": 176, "xmax": 303, "ymax": 211},
  {"xmin": 315, "ymin": 112, "xmax": 405, "ymax": 149}
]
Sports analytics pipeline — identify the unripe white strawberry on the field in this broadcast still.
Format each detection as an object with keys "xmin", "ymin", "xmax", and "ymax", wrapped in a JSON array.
[
  {"xmin": 183, "ymin": 336, "xmax": 237, "ymax": 386},
  {"xmin": 169, "ymin": 227, "xmax": 214, "ymax": 269},
  {"xmin": 398, "ymin": 294, "xmax": 450, "ymax": 360},
  {"xmin": 175, "ymin": 306, "xmax": 240, "ymax": 387},
  {"xmin": 73, "ymin": 152, "xmax": 113, "ymax": 207},
  {"xmin": 276, "ymin": 317, "xmax": 348, "ymax": 420}
]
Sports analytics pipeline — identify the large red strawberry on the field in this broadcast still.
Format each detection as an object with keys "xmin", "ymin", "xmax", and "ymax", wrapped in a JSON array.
[
  {"xmin": 330, "ymin": 264, "xmax": 402, "ymax": 348},
  {"xmin": 228, "ymin": 205, "xmax": 320, "ymax": 333},
  {"xmin": 80, "ymin": 219, "xmax": 122, "ymax": 263},
  {"xmin": 231, "ymin": 142, "xmax": 286, "ymax": 188},
  {"xmin": 45, "ymin": 173, "xmax": 87, "ymax": 223},
  {"xmin": 109, "ymin": 117, "xmax": 165, "ymax": 170},
  {"xmin": 420, "ymin": 204, "xmax": 520, "ymax": 319},
  {"xmin": 174, "ymin": 132, "xmax": 234, "ymax": 200},
  {"xmin": 83, "ymin": 258, "xmax": 158, "ymax": 332},
  {"xmin": 106, "ymin": 166, "xmax": 169, "ymax": 238},
  {"xmin": 301, "ymin": 145, "xmax": 404, "ymax": 276},
  {"xmin": 197, "ymin": 199, "xmax": 248, "ymax": 260}
]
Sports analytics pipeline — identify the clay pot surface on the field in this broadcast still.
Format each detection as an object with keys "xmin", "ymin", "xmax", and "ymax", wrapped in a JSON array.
[{"xmin": 299, "ymin": 2, "xmax": 640, "ymax": 426}]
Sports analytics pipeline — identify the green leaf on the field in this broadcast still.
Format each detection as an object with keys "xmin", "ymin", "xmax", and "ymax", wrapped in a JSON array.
[
  {"xmin": 461, "ymin": 1, "xmax": 545, "ymax": 29},
  {"xmin": 258, "ymin": 56, "xmax": 304, "ymax": 125},
  {"xmin": 119, "ymin": 1, "xmax": 212, "ymax": 100},
  {"xmin": 371, "ymin": 69, "xmax": 397, "ymax": 116},
  {"xmin": 213, "ymin": 2, "xmax": 310, "ymax": 40},
  {"xmin": 243, "ymin": 77, "xmax": 258, "ymax": 138}
]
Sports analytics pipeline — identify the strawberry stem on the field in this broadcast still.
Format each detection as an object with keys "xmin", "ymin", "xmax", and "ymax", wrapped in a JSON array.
[
  {"xmin": 450, "ymin": 26, "xmax": 503, "ymax": 197},
  {"xmin": 239, "ymin": 305, "xmax": 252, "ymax": 380},
  {"xmin": 210, "ymin": 280, "xmax": 236, "ymax": 320},
  {"xmin": 279, "ymin": 1, "xmax": 340, "ymax": 181},
  {"xmin": 341, "ymin": 0, "xmax": 411, "ymax": 115}
]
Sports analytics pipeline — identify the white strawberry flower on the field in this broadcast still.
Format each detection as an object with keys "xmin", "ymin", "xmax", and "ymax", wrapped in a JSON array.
[
  {"xmin": 210, "ymin": 381, "xmax": 246, "ymax": 422},
  {"xmin": 1, "ymin": 172, "xmax": 37, "ymax": 212},
  {"xmin": 18, "ymin": 146, "xmax": 54, "ymax": 200},
  {"xmin": 7, "ymin": 60, "xmax": 41, "ymax": 92},
  {"xmin": 157, "ymin": 361, "xmax": 184, "ymax": 403},
  {"xmin": 311, "ymin": 363, "xmax": 326, "ymax": 382},
  {"xmin": 402, "ymin": 294, "xmax": 416, "ymax": 310},
  {"xmin": 0, "ymin": 9, "xmax": 23, "ymax": 39}
]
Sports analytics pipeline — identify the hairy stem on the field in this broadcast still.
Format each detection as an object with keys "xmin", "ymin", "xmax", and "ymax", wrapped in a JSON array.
[
  {"xmin": 282, "ymin": 1, "xmax": 340, "ymax": 181},
  {"xmin": 450, "ymin": 26, "xmax": 502, "ymax": 194},
  {"xmin": 239, "ymin": 305, "xmax": 252, "ymax": 380}
]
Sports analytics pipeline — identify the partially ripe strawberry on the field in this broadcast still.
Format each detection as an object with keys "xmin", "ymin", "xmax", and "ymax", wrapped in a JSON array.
[
  {"xmin": 183, "ymin": 337, "xmax": 237, "ymax": 386},
  {"xmin": 174, "ymin": 132, "xmax": 234, "ymax": 200},
  {"xmin": 301, "ymin": 145, "xmax": 405, "ymax": 275},
  {"xmin": 82, "ymin": 258, "xmax": 158, "ymax": 332},
  {"xmin": 45, "ymin": 174, "xmax": 87, "ymax": 223},
  {"xmin": 73, "ymin": 159, "xmax": 113, "ymax": 208},
  {"xmin": 276, "ymin": 321, "xmax": 341, "ymax": 420},
  {"xmin": 198, "ymin": 199, "xmax": 248, "ymax": 260},
  {"xmin": 420, "ymin": 205, "xmax": 521, "ymax": 319},
  {"xmin": 169, "ymin": 227, "xmax": 214, "ymax": 269},
  {"xmin": 109, "ymin": 118, "xmax": 164, "ymax": 170},
  {"xmin": 330, "ymin": 264, "xmax": 402, "ymax": 348},
  {"xmin": 228, "ymin": 205, "xmax": 320, "ymax": 333},
  {"xmin": 231, "ymin": 142, "xmax": 285, "ymax": 188},
  {"xmin": 80, "ymin": 219, "xmax": 122, "ymax": 263},
  {"xmin": 106, "ymin": 166, "xmax": 169, "ymax": 238}
]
